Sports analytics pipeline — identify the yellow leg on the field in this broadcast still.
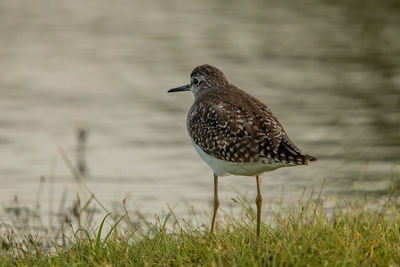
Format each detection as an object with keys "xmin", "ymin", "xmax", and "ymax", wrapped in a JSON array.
[
  {"xmin": 255, "ymin": 175, "xmax": 263, "ymax": 238},
  {"xmin": 210, "ymin": 173, "xmax": 220, "ymax": 233}
]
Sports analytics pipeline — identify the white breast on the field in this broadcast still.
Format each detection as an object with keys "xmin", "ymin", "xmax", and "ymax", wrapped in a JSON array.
[{"xmin": 192, "ymin": 143, "xmax": 291, "ymax": 176}]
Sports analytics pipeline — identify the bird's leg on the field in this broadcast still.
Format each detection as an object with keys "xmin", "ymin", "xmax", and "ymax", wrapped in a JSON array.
[
  {"xmin": 255, "ymin": 175, "xmax": 263, "ymax": 238},
  {"xmin": 210, "ymin": 173, "xmax": 220, "ymax": 234}
]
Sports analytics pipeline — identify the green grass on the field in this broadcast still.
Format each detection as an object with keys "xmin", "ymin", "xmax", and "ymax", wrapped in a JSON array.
[
  {"xmin": 1, "ymin": 151, "xmax": 399, "ymax": 266},
  {"xmin": 1, "ymin": 191, "xmax": 399, "ymax": 266}
]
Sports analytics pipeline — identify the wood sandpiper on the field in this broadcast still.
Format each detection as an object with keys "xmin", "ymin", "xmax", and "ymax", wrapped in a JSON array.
[{"xmin": 168, "ymin": 64, "xmax": 316, "ymax": 238}]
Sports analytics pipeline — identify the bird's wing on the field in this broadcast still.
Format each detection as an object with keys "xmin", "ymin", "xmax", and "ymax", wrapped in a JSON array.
[
  {"xmin": 188, "ymin": 100, "xmax": 315, "ymax": 165},
  {"xmin": 252, "ymin": 100, "xmax": 316, "ymax": 164},
  {"xmin": 188, "ymin": 101, "xmax": 261, "ymax": 163}
]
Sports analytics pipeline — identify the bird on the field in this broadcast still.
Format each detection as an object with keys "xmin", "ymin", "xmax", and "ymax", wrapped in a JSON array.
[{"xmin": 168, "ymin": 64, "xmax": 316, "ymax": 238}]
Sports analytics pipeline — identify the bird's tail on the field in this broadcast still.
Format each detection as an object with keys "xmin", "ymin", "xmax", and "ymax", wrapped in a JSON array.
[{"xmin": 303, "ymin": 154, "xmax": 317, "ymax": 164}]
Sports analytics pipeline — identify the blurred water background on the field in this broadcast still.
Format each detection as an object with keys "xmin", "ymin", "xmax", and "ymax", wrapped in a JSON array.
[{"xmin": 0, "ymin": 0, "xmax": 399, "ymax": 222}]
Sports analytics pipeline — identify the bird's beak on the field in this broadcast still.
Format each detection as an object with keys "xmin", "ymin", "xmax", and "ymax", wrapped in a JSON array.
[{"xmin": 168, "ymin": 84, "xmax": 191, "ymax": 93}]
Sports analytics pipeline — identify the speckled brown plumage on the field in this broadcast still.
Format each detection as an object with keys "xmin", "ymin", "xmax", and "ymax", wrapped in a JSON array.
[{"xmin": 186, "ymin": 64, "xmax": 316, "ymax": 166}]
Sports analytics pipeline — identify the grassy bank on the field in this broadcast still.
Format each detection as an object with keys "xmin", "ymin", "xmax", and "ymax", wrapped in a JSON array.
[
  {"xmin": 1, "ymin": 192, "xmax": 399, "ymax": 266},
  {"xmin": 1, "ymin": 152, "xmax": 399, "ymax": 266}
]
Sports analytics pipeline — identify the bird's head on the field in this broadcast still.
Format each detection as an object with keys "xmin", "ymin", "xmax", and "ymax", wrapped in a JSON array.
[{"xmin": 168, "ymin": 64, "xmax": 229, "ymax": 98}]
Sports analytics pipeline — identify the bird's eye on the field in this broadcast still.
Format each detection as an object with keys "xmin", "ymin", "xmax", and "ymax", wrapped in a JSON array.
[{"xmin": 192, "ymin": 77, "xmax": 200, "ymax": 85}]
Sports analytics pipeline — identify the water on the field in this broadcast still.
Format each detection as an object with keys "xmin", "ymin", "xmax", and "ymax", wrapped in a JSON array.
[{"xmin": 0, "ymin": 0, "xmax": 399, "ymax": 221}]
